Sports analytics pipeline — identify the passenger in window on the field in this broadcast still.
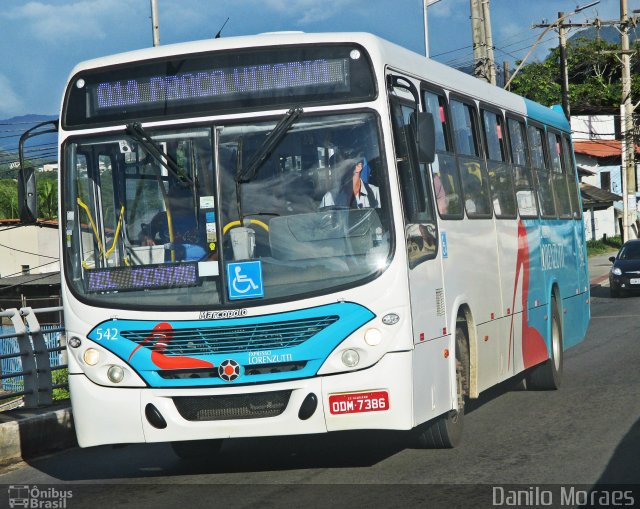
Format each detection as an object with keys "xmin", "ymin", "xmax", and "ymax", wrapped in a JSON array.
[
  {"xmin": 433, "ymin": 173, "xmax": 448, "ymax": 214},
  {"xmin": 320, "ymin": 154, "xmax": 380, "ymax": 209}
]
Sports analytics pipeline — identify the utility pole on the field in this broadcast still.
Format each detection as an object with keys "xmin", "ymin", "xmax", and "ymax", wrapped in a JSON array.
[
  {"xmin": 558, "ymin": 12, "xmax": 570, "ymax": 119},
  {"xmin": 470, "ymin": 0, "xmax": 488, "ymax": 81},
  {"xmin": 509, "ymin": 1, "xmax": 600, "ymax": 90},
  {"xmin": 150, "ymin": 0, "xmax": 160, "ymax": 47},
  {"xmin": 620, "ymin": 0, "xmax": 636, "ymax": 241},
  {"xmin": 481, "ymin": 0, "xmax": 496, "ymax": 85},
  {"xmin": 423, "ymin": 0, "xmax": 443, "ymax": 58},
  {"xmin": 503, "ymin": 60, "xmax": 510, "ymax": 90},
  {"xmin": 470, "ymin": 0, "xmax": 496, "ymax": 85}
]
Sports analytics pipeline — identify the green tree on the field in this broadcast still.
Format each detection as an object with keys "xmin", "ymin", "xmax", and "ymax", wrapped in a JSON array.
[
  {"xmin": 0, "ymin": 180, "xmax": 18, "ymax": 219},
  {"xmin": 510, "ymin": 37, "xmax": 639, "ymax": 111},
  {"xmin": 37, "ymin": 177, "xmax": 58, "ymax": 220}
]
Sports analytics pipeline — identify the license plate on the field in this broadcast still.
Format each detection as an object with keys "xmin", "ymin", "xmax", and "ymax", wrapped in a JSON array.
[
  {"xmin": 329, "ymin": 391, "xmax": 389, "ymax": 415},
  {"xmin": 631, "ymin": 278, "xmax": 640, "ymax": 285}
]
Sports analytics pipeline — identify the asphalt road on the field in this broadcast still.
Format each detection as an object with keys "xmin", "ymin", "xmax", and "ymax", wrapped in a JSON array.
[{"xmin": 1, "ymin": 279, "xmax": 639, "ymax": 509}]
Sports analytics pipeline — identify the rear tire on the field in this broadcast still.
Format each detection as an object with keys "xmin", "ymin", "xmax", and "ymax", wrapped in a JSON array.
[
  {"xmin": 414, "ymin": 325, "xmax": 469, "ymax": 448},
  {"xmin": 526, "ymin": 297, "xmax": 563, "ymax": 390},
  {"xmin": 171, "ymin": 439, "xmax": 223, "ymax": 460}
]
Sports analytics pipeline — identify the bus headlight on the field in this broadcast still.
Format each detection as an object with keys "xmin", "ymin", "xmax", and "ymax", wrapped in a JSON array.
[
  {"xmin": 364, "ymin": 328, "xmax": 383, "ymax": 346},
  {"xmin": 107, "ymin": 365, "xmax": 125, "ymax": 384},
  {"xmin": 83, "ymin": 348, "xmax": 100, "ymax": 366},
  {"xmin": 341, "ymin": 349, "xmax": 360, "ymax": 368}
]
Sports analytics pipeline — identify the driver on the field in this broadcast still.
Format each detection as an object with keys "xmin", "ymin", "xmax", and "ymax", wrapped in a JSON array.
[
  {"xmin": 139, "ymin": 184, "xmax": 206, "ymax": 261},
  {"xmin": 319, "ymin": 152, "xmax": 380, "ymax": 209}
]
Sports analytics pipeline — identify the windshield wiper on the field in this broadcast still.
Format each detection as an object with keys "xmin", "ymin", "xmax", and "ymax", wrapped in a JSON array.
[
  {"xmin": 237, "ymin": 107, "xmax": 303, "ymax": 183},
  {"xmin": 125, "ymin": 122, "xmax": 193, "ymax": 186}
]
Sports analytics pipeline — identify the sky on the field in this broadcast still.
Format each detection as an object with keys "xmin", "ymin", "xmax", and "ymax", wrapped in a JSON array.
[{"xmin": 0, "ymin": 0, "xmax": 630, "ymax": 119}]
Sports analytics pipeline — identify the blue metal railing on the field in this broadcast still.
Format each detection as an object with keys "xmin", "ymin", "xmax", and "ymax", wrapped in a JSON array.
[{"xmin": 0, "ymin": 306, "xmax": 65, "ymax": 410}]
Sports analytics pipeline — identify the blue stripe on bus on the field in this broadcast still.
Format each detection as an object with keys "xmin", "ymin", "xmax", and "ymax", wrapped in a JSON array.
[
  {"xmin": 524, "ymin": 98, "xmax": 570, "ymax": 132},
  {"xmin": 522, "ymin": 218, "xmax": 589, "ymax": 355},
  {"xmin": 87, "ymin": 302, "xmax": 375, "ymax": 387}
]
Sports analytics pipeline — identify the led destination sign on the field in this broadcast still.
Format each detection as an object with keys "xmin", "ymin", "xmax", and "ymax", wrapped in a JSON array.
[
  {"xmin": 64, "ymin": 44, "xmax": 376, "ymax": 127},
  {"xmin": 86, "ymin": 263, "xmax": 199, "ymax": 293},
  {"xmin": 92, "ymin": 58, "xmax": 349, "ymax": 111}
]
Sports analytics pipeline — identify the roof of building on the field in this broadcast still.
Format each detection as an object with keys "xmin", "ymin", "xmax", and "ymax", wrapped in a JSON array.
[
  {"xmin": 0, "ymin": 219, "xmax": 59, "ymax": 229},
  {"xmin": 0, "ymin": 272, "xmax": 60, "ymax": 289},
  {"xmin": 577, "ymin": 165, "xmax": 596, "ymax": 176},
  {"xmin": 573, "ymin": 140, "xmax": 640, "ymax": 159},
  {"xmin": 580, "ymin": 182, "xmax": 623, "ymax": 210}
]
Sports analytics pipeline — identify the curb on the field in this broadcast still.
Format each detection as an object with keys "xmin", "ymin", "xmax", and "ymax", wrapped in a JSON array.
[
  {"xmin": 0, "ymin": 405, "xmax": 76, "ymax": 467},
  {"xmin": 590, "ymin": 274, "xmax": 609, "ymax": 287}
]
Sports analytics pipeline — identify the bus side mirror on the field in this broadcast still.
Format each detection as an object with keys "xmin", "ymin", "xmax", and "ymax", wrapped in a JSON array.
[
  {"xmin": 413, "ymin": 111, "xmax": 436, "ymax": 164},
  {"xmin": 18, "ymin": 167, "xmax": 38, "ymax": 223}
]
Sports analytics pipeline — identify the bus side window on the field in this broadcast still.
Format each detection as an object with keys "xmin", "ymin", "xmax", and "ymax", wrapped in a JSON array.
[
  {"xmin": 562, "ymin": 135, "xmax": 582, "ymax": 219},
  {"xmin": 423, "ymin": 91, "xmax": 463, "ymax": 218},
  {"xmin": 451, "ymin": 99, "xmax": 491, "ymax": 218},
  {"xmin": 508, "ymin": 118, "xmax": 538, "ymax": 218},
  {"xmin": 390, "ymin": 97, "xmax": 438, "ymax": 266},
  {"xmin": 528, "ymin": 124, "xmax": 557, "ymax": 218},
  {"xmin": 390, "ymin": 99, "xmax": 436, "ymax": 224},
  {"xmin": 482, "ymin": 109, "xmax": 516, "ymax": 218},
  {"xmin": 548, "ymin": 131, "xmax": 572, "ymax": 219}
]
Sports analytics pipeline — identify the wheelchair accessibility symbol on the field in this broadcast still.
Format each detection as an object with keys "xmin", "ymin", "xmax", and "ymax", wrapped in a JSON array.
[{"xmin": 227, "ymin": 261, "xmax": 264, "ymax": 300}]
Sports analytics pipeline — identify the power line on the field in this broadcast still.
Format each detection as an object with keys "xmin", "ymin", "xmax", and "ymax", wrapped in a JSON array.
[
  {"xmin": 0, "ymin": 241, "xmax": 59, "ymax": 260},
  {"xmin": 0, "ymin": 259, "xmax": 60, "ymax": 281}
]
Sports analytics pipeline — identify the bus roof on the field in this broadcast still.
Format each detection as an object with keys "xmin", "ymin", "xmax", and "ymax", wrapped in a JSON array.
[{"xmin": 66, "ymin": 31, "xmax": 569, "ymax": 133}]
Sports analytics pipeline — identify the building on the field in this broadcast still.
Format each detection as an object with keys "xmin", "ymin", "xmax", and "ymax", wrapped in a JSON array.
[
  {"xmin": 0, "ymin": 220, "xmax": 59, "ymax": 278},
  {"xmin": 571, "ymin": 115, "xmax": 640, "ymax": 241},
  {"xmin": 0, "ymin": 220, "xmax": 61, "ymax": 315}
]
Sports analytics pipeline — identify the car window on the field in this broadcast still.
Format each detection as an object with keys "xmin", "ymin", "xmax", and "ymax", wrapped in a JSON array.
[{"xmin": 619, "ymin": 244, "xmax": 640, "ymax": 260}]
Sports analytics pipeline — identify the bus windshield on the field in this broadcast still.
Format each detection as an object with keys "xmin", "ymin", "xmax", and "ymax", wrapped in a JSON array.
[{"xmin": 63, "ymin": 110, "xmax": 392, "ymax": 309}]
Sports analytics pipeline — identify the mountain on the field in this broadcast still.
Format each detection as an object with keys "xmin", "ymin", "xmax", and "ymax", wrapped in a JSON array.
[
  {"xmin": 0, "ymin": 114, "xmax": 57, "ymax": 124},
  {"xmin": 0, "ymin": 114, "xmax": 58, "ymax": 171},
  {"xmin": 568, "ymin": 25, "xmax": 640, "ymax": 44}
]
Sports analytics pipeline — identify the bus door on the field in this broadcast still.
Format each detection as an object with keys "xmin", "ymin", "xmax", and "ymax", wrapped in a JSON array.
[{"xmin": 387, "ymin": 73, "xmax": 446, "ymax": 344}]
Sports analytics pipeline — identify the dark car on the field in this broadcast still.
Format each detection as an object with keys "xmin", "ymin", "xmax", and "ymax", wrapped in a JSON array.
[{"xmin": 609, "ymin": 239, "xmax": 640, "ymax": 297}]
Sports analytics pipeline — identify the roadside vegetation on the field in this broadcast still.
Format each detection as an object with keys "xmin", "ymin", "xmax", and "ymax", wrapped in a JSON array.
[{"xmin": 586, "ymin": 235, "xmax": 622, "ymax": 256}]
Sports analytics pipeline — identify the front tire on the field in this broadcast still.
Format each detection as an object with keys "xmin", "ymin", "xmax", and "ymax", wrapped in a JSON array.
[
  {"xmin": 414, "ymin": 325, "xmax": 469, "ymax": 448},
  {"xmin": 526, "ymin": 297, "xmax": 563, "ymax": 390}
]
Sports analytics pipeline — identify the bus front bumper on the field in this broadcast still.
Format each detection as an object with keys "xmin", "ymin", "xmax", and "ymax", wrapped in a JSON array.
[{"xmin": 70, "ymin": 350, "xmax": 414, "ymax": 448}]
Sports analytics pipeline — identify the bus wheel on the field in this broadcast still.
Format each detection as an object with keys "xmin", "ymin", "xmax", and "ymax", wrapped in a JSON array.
[
  {"xmin": 171, "ymin": 439, "xmax": 223, "ymax": 460},
  {"xmin": 414, "ymin": 325, "xmax": 468, "ymax": 449},
  {"xmin": 526, "ymin": 297, "xmax": 563, "ymax": 390}
]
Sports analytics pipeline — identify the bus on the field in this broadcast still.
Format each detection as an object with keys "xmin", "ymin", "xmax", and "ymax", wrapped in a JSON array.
[{"xmin": 19, "ymin": 31, "xmax": 589, "ymax": 455}]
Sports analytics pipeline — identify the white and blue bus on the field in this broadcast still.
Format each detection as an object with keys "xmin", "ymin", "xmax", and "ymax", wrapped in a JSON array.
[{"xmin": 21, "ymin": 32, "xmax": 589, "ymax": 454}]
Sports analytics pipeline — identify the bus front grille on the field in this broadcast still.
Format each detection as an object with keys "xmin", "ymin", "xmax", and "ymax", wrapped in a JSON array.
[
  {"xmin": 172, "ymin": 390, "xmax": 292, "ymax": 421},
  {"xmin": 120, "ymin": 316, "xmax": 338, "ymax": 356}
]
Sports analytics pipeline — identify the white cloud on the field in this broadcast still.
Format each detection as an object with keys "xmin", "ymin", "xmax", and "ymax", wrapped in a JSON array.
[
  {"xmin": 252, "ymin": 0, "xmax": 356, "ymax": 24},
  {"xmin": 427, "ymin": 0, "xmax": 467, "ymax": 21},
  {"xmin": 0, "ymin": 74, "xmax": 26, "ymax": 118},
  {"xmin": 3, "ymin": 0, "xmax": 138, "ymax": 42}
]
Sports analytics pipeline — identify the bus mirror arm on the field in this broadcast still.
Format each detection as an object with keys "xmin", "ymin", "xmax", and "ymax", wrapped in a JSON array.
[{"xmin": 414, "ymin": 111, "xmax": 436, "ymax": 164}]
